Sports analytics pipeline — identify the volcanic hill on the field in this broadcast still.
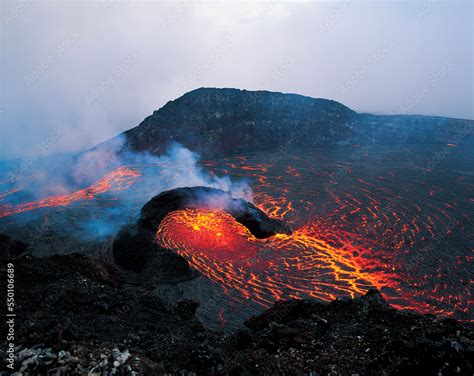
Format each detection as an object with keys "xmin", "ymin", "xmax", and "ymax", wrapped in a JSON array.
[{"xmin": 115, "ymin": 87, "xmax": 473, "ymax": 158}]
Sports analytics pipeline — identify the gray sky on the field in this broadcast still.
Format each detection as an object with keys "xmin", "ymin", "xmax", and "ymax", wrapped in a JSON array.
[{"xmin": 1, "ymin": 0, "xmax": 473, "ymax": 159}]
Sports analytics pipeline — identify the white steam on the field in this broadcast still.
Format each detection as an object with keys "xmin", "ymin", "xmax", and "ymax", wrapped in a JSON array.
[
  {"xmin": 155, "ymin": 142, "xmax": 253, "ymax": 201},
  {"xmin": 1, "ymin": 136, "xmax": 253, "ymax": 240}
]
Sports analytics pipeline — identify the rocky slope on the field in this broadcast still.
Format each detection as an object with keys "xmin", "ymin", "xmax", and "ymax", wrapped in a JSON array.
[
  {"xmin": 118, "ymin": 88, "xmax": 473, "ymax": 158},
  {"xmin": 1, "ymin": 251, "xmax": 473, "ymax": 375}
]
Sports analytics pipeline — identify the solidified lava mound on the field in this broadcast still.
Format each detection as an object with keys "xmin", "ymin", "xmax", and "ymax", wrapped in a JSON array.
[{"xmin": 113, "ymin": 186, "xmax": 291, "ymax": 274}]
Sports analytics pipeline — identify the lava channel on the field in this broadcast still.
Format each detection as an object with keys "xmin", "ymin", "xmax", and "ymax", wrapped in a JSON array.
[{"xmin": 0, "ymin": 166, "xmax": 141, "ymax": 218}]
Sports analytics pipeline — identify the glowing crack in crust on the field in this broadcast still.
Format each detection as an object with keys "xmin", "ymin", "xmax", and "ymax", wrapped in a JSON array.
[{"xmin": 157, "ymin": 208, "xmax": 379, "ymax": 307}]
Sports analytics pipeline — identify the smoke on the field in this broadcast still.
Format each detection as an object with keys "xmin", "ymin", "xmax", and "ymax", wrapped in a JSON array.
[
  {"xmin": 72, "ymin": 136, "xmax": 253, "ymax": 200},
  {"xmin": 0, "ymin": 138, "xmax": 253, "ymax": 241},
  {"xmin": 155, "ymin": 143, "xmax": 253, "ymax": 201},
  {"xmin": 2, "ymin": 135, "xmax": 252, "ymax": 198}
]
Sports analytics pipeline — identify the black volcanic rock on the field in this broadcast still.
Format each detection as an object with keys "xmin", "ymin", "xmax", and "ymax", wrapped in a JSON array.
[
  {"xmin": 113, "ymin": 186, "xmax": 291, "ymax": 274},
  {"xmin": 112, "ymin": 225, "xmax": 195, "ymax": 279},
  {"xmin": 0, "ymin": 233, "xmax": 27, "ymax": 260},
  {"xmin": 1, "ymin": 254, "xmax": 220, "ymax": 375},
  {"xmin": 116, "ymin": 88, "xmax": 473, "ymax": 158},
  {"xmin": 223, "ymin": 290, "xmax": 474, "ymax": 375},
  {"xmin": 4, "ymin": 253, "xmax": 473, "ymax": 375}
]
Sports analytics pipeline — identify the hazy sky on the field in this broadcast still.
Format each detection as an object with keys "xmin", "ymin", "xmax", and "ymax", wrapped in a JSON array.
[{"xmin": 1, "ymin": 0, "xmax": 473, "ymax": 159}]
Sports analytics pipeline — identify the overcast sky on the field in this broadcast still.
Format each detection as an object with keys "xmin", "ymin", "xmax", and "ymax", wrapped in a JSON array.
[{"xmin": 1, "ymin": 0, "xmax": 472, "ymax": 159}]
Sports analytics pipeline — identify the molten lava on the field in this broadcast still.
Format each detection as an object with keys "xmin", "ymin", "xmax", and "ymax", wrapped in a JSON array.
[
  {"xmin": 157, "ymin": 208, "xmax": 379, "ymax": 307},
  {"xmin": 0, "ymin": 166, "xmax": 141, "ymax": 218},
  {"xmin": 158, "ymin": 209, "xmax": 260, "ymax": 261}
]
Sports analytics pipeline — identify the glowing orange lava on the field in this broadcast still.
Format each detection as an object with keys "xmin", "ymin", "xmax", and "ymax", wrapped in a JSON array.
[
  {"xmin": 158, "ymin": 209, "xmax": 259, "ymax": 261},
  {"xmin": 157, "ymin": 208, "xmax": 381, "ymax": 307},
  {"xmin": 0, "ymin": 166, "xmax": 141, "ymax": 218}
]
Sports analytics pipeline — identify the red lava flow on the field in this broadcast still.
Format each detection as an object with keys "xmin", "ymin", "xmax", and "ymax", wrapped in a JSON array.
[
  {"xmin": 0, "ymin": 167, "xmax": 141, "ymax": 218},
  {"xmin": 157, "ymin": 208, "xmax": 379, "ymax": 307}
]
